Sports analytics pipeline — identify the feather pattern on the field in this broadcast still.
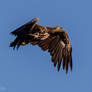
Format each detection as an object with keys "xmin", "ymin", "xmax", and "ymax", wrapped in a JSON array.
[{"xmin": 10, "ymin": 17, "xmax": 72, "ymax": 73}]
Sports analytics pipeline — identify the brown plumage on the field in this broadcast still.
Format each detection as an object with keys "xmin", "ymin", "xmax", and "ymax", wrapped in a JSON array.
[{"xmin": 10, "ymin": 17, "xmax": 72, "ymax": 73}]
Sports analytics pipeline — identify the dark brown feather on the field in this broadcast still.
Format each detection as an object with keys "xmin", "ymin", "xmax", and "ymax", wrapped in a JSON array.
[
  {"xmin": 69, "ymin": 53, "xmax": 72, "ymax": 71},
  {"xmin": 51, "ymin": 40, "xmax": 60, "ymax": 62},
  {"xmin": 31, "ymin": 41, "xmax": 38, "ymax": 45},
  {"xmin": 65, "ymin": 55, "xmax": 69, "ymax": 73},
  {"xmin": 10, "ymin": 17, "xmax": 72, "ymax": 73},
  {"xmin": 53, "ymin": 41, "xmax": 61, "ymax": 66},
  {"xmin": 57, "ymin": 43, "xmax": 63, "ymax": 71},
  {"xmin": 49, "ymin": 36, "xmax": 60, "ymax": 56}
]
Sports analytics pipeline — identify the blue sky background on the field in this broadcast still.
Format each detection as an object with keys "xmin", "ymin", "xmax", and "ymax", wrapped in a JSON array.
[{"xmin": 0, "ymin": 0, "xmax": 92, "ymax": 92}]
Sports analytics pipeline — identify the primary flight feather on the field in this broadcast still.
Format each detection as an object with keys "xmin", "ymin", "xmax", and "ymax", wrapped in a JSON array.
[{"xmin": 10, "ymin": 17, "xmax": 72, "ymax": 73}]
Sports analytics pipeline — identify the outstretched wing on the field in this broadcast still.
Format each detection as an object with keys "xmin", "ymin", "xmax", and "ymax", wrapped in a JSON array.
[
  {"xmin": 11, "ymin": 17, "xmax": 40, "ymax": 36},
  {"xmin": 48, "ymin": 35, "xmax": 72, "ymax": 73},
  {"xmin": 10, "ymin": 18, "xmax": 40, "ymax": 49},
  {"xmin": 10, "ymin": 17, "xmax": 72, "ymax": 73},
  {"xmin": 33, "ymin": 31, "xmax": 72, "ymax": 73}
]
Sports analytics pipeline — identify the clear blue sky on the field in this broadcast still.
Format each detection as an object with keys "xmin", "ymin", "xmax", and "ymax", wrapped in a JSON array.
[{"xmin": 0, "ymin": 0, "xmax": 92, "ymax": 92}]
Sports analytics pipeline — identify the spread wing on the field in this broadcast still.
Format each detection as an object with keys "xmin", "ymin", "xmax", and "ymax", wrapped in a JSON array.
[
  {"xmin": 10, "ymin": 17, "xmax": 72, "ymax": 73},
  {"xmin": 35, "ymin": 32, "xmax": 72, "ymax": 73},
  {"xmin": 10, "ymin": 18, "xmax": 40, "ymax": 49},
  {"xmin": 11, "ymin": 17, "xmax": 40, "ymax": 36}
]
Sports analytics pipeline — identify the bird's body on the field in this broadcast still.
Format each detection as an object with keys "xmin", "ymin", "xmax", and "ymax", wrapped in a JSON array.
[{"xmin": 10, "ymin": 17, "xmax": 72, "ymax": 73}]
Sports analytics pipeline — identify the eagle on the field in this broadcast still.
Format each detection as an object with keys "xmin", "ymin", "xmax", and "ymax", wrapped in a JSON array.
[{"xmin": 10, "ymin": 17, "xmax": 72, "ymax": 73}]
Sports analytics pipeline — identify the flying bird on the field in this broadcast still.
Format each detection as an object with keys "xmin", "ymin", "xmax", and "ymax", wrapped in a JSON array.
[{"xmin": 10, "ymin": 17, "xmax": 72, "ymax": 73}]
